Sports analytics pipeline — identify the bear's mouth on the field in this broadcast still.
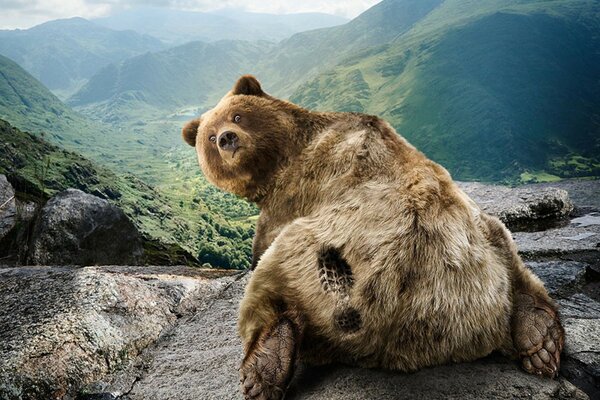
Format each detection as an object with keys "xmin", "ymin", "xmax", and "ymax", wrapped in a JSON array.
[{"xmin": 231, "ymin": 146, "xmax": 244, "ymax": 159}]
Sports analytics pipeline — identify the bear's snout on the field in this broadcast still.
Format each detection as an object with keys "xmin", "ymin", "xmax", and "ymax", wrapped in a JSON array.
[{"xmin": 218, "ymin": 131, "xmax": 239, "ymax": 152}]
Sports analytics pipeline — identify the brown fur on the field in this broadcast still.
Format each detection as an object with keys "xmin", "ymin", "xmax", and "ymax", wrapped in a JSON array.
[{"xmin": 183, "ymin": 76, "xmax": 564, "ymax": 398}]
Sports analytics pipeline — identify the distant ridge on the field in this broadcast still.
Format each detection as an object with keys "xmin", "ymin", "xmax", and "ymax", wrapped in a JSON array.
[
  {"xmin": 0, "ymin": 17, "xmax": 164, "ymax": 97},
  {"xmin": 93, "ymin": 7, "xmax": 348, "ymax": 44}
]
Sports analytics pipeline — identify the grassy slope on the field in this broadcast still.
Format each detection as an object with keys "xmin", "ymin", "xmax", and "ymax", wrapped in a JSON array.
[
  {"xmin": 291, "ymin": 0, "xmax": 600, "ymax": 182},
  {"xmin": 256, "ymin": 0, "xmax": 444, "ymax": 97},
  {"xmin": 0, "ymin": 53, "xmax": 149, "ymax": 170}
]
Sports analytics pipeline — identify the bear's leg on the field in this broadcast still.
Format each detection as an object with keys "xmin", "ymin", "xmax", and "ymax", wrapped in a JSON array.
[
  {"xmin": 238, "ymin": 252, "xmax": 306, "ymax": 400},
  {"xmin": 482, "ymin": 214, "xmax": 564, "ymax": 377},
  {"xmin": 240, "ymin": 310, "xmax": 303, "ymax": 400},
  {"xmin": 511, "ymin": 291, "xmax": 564, "ymax": 378}
]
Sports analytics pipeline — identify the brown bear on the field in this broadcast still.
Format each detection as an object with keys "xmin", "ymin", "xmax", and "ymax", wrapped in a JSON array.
[{"xmin": 182, "ymin": 75, "xmax": 564, "ymax": 400}]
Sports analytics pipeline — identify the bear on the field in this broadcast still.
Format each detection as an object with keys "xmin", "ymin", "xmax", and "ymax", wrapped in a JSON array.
[{"xmin": 182, "ymin": 75, "xmax": 565, "ymax": 400}]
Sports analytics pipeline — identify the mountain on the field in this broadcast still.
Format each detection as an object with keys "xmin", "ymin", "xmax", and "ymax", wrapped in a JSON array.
[
  {"xmin": 0, "ymin": 52, "xmax": 149, "ymax": 171},
  {"xmin": 290, "ymin": 0, "xmax": 600, "ymax": 182},
  {"xmin": 258, "ymin": 0, "xmax": 444, "ymax": 96},
  {"xmin": 69, "ymin": 40, "xmax": 272, "ymax": 123},
  {"xmin": 94, "ymin": 7, "xmax": 348, "ymax": 44},
  {"xmin": 71, "ymin": 0, "xmax": 441, "ymax": 118},
  {"xmin": 0, "ymin": 18, "xmax": 164, "ymax": 98},
  {"xmin": 0, "ymin": 53, "xmax": 258, "ymax": 269},
  {"xmin": 0, "ymin": 53, "xmax": 180, "ymax": 183}
]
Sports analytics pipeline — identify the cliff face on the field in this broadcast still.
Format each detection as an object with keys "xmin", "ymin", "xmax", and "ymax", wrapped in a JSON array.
[{"xmin": 0, "ymin": 180, "xmax": 599, "ymax": 400}]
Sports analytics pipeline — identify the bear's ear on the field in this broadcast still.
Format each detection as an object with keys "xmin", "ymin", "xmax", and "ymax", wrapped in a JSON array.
[
  {"xmin": 232, "ymin": 75, "xmax": 265, "ymax": 97},
  {"xmin": 182, "ymin": 117, "xmax": 201, "ymax": 147}
]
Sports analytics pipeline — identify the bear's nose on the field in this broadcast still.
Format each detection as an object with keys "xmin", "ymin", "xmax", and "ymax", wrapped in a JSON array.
[{"xmin": 218, "ymin": 131, "xmax": 239, "ymax": 152}]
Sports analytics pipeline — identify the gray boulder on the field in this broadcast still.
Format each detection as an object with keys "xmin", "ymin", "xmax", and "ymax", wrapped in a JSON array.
[
  {"xmin": 0, "ymin": 265, "xmax": 239, "ymax": 400},
  {"xmin": 28, "ymin": 189, "xmax": 143, "ymax": 265},
  {"xmin": 459, "ymin": 182, "xmax": 573, "ymax": 230},
  {"xmin": 0, "ymin": 174, "xmax": 16, "ymax": 239}
]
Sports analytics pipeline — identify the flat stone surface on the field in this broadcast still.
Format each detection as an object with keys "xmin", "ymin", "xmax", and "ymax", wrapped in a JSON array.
[
  {"xmin": 114, "ymin": 273, "xmax": 588, "ymax": 400},
  {"xmin": 526, "ymin": 261, "xmax": 588, "ymax": 297},
  {"xmin": 459, "ymin": 182, "xmax": 573, "ymax": 230},
  {"xmin": 124, "ymin": 273, "xmax": 247, "ymax": 400},
  {"xmin": 514, "ymin": 216, "xmax": 600, "ymax": 258},
  {"xmin": 0, "ymin": 266, "xmax": 238, "ymax": 400},
  {"xmin": 558, "ymin": 294, "xmax": 600, "ymax": 397}
]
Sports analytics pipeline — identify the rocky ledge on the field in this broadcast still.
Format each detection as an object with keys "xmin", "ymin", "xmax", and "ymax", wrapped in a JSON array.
[{"xmin": 0, "ymin": 179, "xmax": 598, "ymax": 400}]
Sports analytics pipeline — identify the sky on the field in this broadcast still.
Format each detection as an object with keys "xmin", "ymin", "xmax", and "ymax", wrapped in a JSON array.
[{"xmin": 0, "ymin": 0, "xmax": 381, "ymax": 29}]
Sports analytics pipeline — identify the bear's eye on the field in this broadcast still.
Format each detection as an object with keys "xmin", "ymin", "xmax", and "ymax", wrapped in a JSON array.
[
  {"xmin": 209, "ymin": 134, "xmax": 216, "ymax": 143},
  {"xmin": 233, "ymin": 114, "xmax": 241, "ymax": 123}
]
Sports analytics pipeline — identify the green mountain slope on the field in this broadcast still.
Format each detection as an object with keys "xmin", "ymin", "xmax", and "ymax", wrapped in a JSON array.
[
  {"xmin": 0, "ymin": 53, "xmax": 181, "ymax": 183},
  {"xmin": 94, "ymin": 7, "xmax": 348, "ymax": 44},
  {"xmin": 0, "ymin": 54, "xmax": 102, "ymax": 150},
  {"xmin": 0, "ymin": 18, "xmax": 164, "ymax": 97},
  {"xmin": 291, "ymin": 0, "xmax": 600, "ymax": 182},
  {"xmin": 258, "ymin": 0, "xmax": 444, "ymax": 96}
]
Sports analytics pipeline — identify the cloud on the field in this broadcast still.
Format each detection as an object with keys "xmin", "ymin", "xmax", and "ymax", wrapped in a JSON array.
[
  {"xmin": 0, "ymin": 0, "xmax": 381, "ymax": 29},
  {"xmin": 0, "ymin": 0, "xmax": 110, "ymax": 29}
]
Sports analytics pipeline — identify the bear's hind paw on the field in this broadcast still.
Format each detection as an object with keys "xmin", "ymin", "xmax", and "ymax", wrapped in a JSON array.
[
  {"xmin": 512, "ymin": 293, "xmax": 564, "ymax": 379},
  {"xmin": 240, "ymin": 317, "xmax": 298, "ymax": 400}
]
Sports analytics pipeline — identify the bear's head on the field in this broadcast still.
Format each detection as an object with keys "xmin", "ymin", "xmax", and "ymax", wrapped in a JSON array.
[{"xmin": 182, "ymin": 75, "xmax": 306, "ymax": 201}]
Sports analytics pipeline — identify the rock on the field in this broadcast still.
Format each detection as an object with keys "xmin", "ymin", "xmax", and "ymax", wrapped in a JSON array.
[
  {"xmin": 28, "ymin": 189, "xmax": 144, "ymax": 265},
  {"xmin": 0, "ymin": 266, "xmax": 239, "ymax": 400},
  {"xmin": 526, "ymin": 261, "xmax": 588, "ymax": 297},
  {"xmin": 285, "ymin": 360, "xmax": 587, "ymax": 400},
  {"xmin": 527, "ymin": 180, "xmax": 600, "ymax": 214},
  {"xmin": 558, "ymin": 294, "xmax": 600, "ymax": 396},
  {"xmin": 97, "ymin": 274, "xmax": 588, "ymax": 400},
  {"xmin": 458, "ymin": 182, "xmax": 573, "ymax": 230},
  {"xmin": 0, "ymin": 174, "xmax": 16, "ymax": 239},
  {"xmin": 0, "ymin": 174, "xmax": 43, "ymax": 264},
  {"xmin": 513, "ymin": 216, "xmax": 600, "ymax": 259}
]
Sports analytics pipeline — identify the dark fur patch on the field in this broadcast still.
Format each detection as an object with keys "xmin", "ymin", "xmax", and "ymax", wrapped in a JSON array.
[
  {"xmin": 335, "ymin": 307, "xmax": 362, "ymax": 333},
  {"xmin": 317, "ymin": 246, "xmax": 354, "ymax": 294}
]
